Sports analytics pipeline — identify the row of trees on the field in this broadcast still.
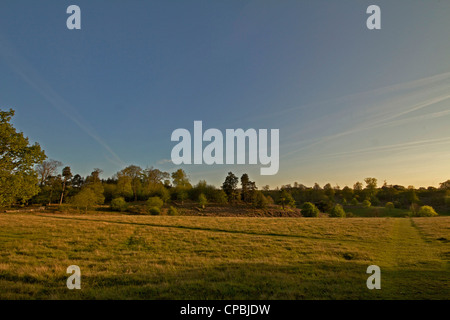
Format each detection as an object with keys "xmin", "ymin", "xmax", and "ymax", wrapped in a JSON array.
[{"xmin": 1, "ymin": 108, "xmax": 449, "ymax": 214}]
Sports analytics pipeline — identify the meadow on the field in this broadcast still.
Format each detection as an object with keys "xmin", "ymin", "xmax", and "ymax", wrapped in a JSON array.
[{"xmin": 0, "ymin": 213, "xmax": 448, "ymax": 300}]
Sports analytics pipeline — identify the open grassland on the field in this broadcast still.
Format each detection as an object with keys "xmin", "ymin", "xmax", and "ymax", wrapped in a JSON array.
[{"xmin": 0, "ymin": 213, "xmax": 448, "ymax": 299}]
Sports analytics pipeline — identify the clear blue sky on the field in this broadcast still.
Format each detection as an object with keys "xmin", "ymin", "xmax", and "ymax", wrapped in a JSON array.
[{"xmin": 1, "ymin": 0, "xmax": 450, "ymax": 188}]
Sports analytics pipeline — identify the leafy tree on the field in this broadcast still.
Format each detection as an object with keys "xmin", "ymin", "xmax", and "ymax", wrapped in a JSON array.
[
  {"xmin": 118, "ymin": 165, "xmax": 143, "ymax": 201},
  {"xmin": 439, "ymin": 180, "xmax": 450, "ymax": 190},
  {"xmin": 171, "ymin": 169, "xmax": 191, "ymax": 188},
  {"xmin": 253, "ymin": 191, "xmax": 268, "ymax": 209},
  {"xmin": 364, "ymin": 177, "xmax": 378, "ymax": 199},
  {"xmin": 278, "ymin": 189, "xmax": 295, "ymax": 210},
  {"xmin": 71, "ymin": 186, "xmax": 103, "ymax": 213},
  {"xmin": 0, "ymin": 109, "xmax": 46, "ymax": 207},
  {"xmin": 329, "ymin": 204, "xmax": 346, "ymax": 217},
  {"xmin": 323, "ymin": 183, "xmax": 335, "ymax": 201},
  {"xmin": 222, "ymin": 172, "xmax": 239, "ymax": 203},
  {"xmin": 350, "ymin": 198, "xmax": 359, "ymax": 206},
  {"xmin": 416, "ymin": 205, "xmax": 438, "ymax": 217},
  {"xmin": 301, "ymin": 202, "xmax": 319, "ymax": 217},
  {"xmin": 198, "ymin": 193, "xmax": 207, "ymax": 209}
]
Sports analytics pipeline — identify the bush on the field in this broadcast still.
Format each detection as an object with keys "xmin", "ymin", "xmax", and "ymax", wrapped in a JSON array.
[
  {"xmin": 254, "ymin": 191, "xmax": 268, "ymax": 209},
  {"xmin": 350, "ymin": 198, "xmax": 359, "ymax": 206},
  {"xmin": 167, "ymin": 206, "xmax": 178, "ymax": 216},
  {"xmin": 111, "ymin": 197, "xmax": 127, "ymax": 212},
  {"xmin": 385, "ymin": 202, "xmax": 395, "ymax": 210},
  {"xmin": 301, "ymin": 202, "xmax": 319, "ymax": 217},
  {"xmin": 416, "ymin": 205, "xmax": 438, "ymax": 217},
  {"xmin": 198, "ymin": 193, "xmax": 207, "ymax": 209},
  {"xmin": 148, "ymin": 207, "xmax": 161, "ymax": 216},
  {"xmin": 362, "ymin": 200, "xmax": 371, "ymax": 208},
  {"xmin": 329, "ymin": 204, "xmax": 346, "ymax": 218},
  {"xmin": 147, "ymin": 196, "xmax": 163, "ymax": 209}
]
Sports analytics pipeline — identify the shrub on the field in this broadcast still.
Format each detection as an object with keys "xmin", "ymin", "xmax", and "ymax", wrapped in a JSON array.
[
  {"xmin": 301, "ymin": 202, "xmax": 319, "ymax": 217},
  {"xmin": 385, "ymin": 202, "xmax": 395, "ymax": 210},
  {"xmin": 329, "ymin": 204, "xmax": 346, "ymax": 218},
  {"xmin": 198, "ymin": 193, "xmax": 207, "ymax": 209},
  {"xmin": 350, "ymin": 198, "xmax": 359, "ymax": 206},
  {"xmin": 147, "ymin": 196, "xmax": 163, "ymax": 209},
  {"xmin": 167, "ymin": 206, "xmax": 178, "ymax": 216},
  {"xmin": 254, "ymin": 191, "xmax": 268, "ymax": 209},
  {"xmin": 417, "ymin": 205, "xmax": 438, "ymax": 217},
  {"xmin": 148, "ymin": 207, "xmax": 160, "ymax": 216},
  {"xmin": 111, "ymin": 197, "xmax": 127, "ymax": 212},
  {"xmin": 362, "ymin": 200, "xmax": 371, "ymax": 208}
]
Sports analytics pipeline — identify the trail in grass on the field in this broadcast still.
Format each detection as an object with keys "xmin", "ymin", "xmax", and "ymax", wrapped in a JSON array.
[{"xmin": 376, "ymin": 218, "xmax": 448, "ymax": 298}]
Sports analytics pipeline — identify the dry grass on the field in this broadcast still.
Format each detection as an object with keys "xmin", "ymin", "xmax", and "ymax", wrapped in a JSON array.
[{"xmin": 0, "ymin": 213, "xmax": 448, "ymax": 299}]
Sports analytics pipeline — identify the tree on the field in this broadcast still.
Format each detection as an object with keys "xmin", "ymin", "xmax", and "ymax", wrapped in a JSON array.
[
  {"xmin": 278, "ymin": 189, "xmax": 295, "ymax": 210},
  {"xmin": 241, "ymin": 173, "xmax": 257, "ymax": 203},
  {"xmin": 323, "ymin": 183, "xmax": 335, "ymax": 201},
  {"xmin": 0, "ymin": 109, "xmax": 46, "ymax": 207},
  {"xmin": 222, "ymin": 172, "xmax": 239, "ymax": 203},
  {"xmin": 439, "ymin": 180, "xmax": 450, "ymax": 190},
  {"xmin": 301, "ymin": 202, "xmax": 319, "ymax": 217},
  {"xmin": 59, "ymin": 166, "xmax": 72, "ymax": 204},
  {"xmin": 171, "ymin": 169, "xmax": 191, "ymax": 189},
  {"xmin": 35, "ymin": 159, "xmax": 62, "ymax": 186},
  {"xmin": 364, "ymin": 177, "xmax": 378, "ymax": 200},
  {"xmin": 118, "ymin": 165, "xmax": 142, "ymax": 201},
  {"xmin": 254, "ymin": 191, "xmax": 268, "ymax": 209},
  {"xmin": 329, "ymin": 204, "xmax": 346, "ymax": 218},
  {"xmin": 71, "ymin": 187, "xmax": 102, "ymax": 213}
]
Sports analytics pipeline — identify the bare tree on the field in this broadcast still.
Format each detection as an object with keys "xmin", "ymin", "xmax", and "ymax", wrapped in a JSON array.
[{"xmin": 35, "ymin": 159, "xmax": 62, "ymax": 186}]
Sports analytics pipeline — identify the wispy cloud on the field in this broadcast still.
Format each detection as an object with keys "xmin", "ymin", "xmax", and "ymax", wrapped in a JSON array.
[{"xmin": 0, "ymin": 32, "xmax": 125, "ymax": 167}]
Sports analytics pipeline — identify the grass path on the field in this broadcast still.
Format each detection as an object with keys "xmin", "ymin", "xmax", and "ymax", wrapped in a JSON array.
[{"xmin": 377, "ymin": 218, "xmax": 449, "ymax": 298}]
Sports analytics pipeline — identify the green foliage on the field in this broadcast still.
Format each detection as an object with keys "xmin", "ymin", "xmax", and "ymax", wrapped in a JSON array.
[
  {"xmin": 329, "ymin": 204, "xmax": 346, "ymax": 218},
  {"xmin": 253, "ymin": 191, "xmax": 268, "ymax": 209},
  {"xmin": 171, "ymin": 169, "xmax": 191, "ymax": 189},
  {"xmin": 385, "ymin": 202, "xmax": 395, "ymax": 210},
  {"xmin": 148, "ymin": 207, "xmax": 161, "ymax": 215},
  {"xmin": 70, "ymin": 185, "xmax": 104, "ymax": 213},
  {"xmin": 416, "ymin": 205, "xmax": 438, "ymax": 217},
  {"xmin": 0, "ymin": 109, "xmax": 47, "ymax": 207},
  {"xmin": 301, "ymin": 202, "xmax": 319, "ymax": 217},
  {"xmin": 222, "ymin": 172, "xmax": 239, "ymax": 202},
  {"xmin": 147, "ymin": 196, "xmax": 163, "ymax": 210},
  {"xmin": 350, "ymin": 198, "xmax": 359, "ymax": 206},
  {"xmin": 278, "ymin": 190, "xmax": 295, "ymax": 210},
  {"xmin": 362, "ymin": 200, "xmax": 371, "ymax": 208},
  {"xmin": 198, "ymin": 193, "xmax": 207, "ymax": 209},
  {"xmin": 167, "ymin": 206, "xmax": 178, "ymax": 216},
  {"xmin": 111, "ymin": 197, "xmax": 128, "ymax": 212}
]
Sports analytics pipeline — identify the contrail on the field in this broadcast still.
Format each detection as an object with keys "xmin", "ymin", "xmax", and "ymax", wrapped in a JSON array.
[{"xmin": 0, "ymin": 32, "xmax": 125, "ymax": 167}]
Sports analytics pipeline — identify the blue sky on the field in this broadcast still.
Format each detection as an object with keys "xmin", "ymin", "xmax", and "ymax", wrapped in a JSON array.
[{"xmin": 1, "ymin": 0, "xmax": 450, "ymax": 188}]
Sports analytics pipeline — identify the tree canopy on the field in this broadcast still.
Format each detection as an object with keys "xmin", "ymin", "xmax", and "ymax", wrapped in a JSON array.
[{"xmin": 0, "ymin": 109, "xmax": 46, "ymax": 207}]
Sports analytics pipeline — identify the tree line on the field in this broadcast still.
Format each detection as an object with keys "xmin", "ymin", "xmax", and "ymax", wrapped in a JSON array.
[{"xmin": 1, "ymin": 108, "xmax": 449, "ymax": 216}]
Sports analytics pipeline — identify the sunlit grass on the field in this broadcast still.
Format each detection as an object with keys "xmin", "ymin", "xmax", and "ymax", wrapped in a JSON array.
[{"xmin": 0, "ymin": 214, "xmax": 448, "ymax": 299}]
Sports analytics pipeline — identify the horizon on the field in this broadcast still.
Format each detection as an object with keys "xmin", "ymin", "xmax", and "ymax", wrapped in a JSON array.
[{"xmin": 2, "ymin": 1, "xmax": 450, "ymax": 189}]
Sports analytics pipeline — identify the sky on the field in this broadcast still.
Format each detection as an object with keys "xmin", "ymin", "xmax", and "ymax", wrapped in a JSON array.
[{"xmin": 1, "ymin": 0, "xmax": 450, "ymax": 189}]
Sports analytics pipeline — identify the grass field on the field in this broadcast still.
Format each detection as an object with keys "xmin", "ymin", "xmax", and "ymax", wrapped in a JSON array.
[{"xmin": 0, "ymin": 213, "xmax": 449, "ymax": 299}]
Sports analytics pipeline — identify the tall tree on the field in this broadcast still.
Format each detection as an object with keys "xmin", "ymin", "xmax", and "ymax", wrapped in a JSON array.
[
  {"xmin": 0, "ymin": 109, "xmax": 46, "ymax": 207},
  {"xmin": 59, "ymin": 166, "xmax": 72, "ymax": 204},
  {"xmin": 222, "ymin": 172, "xmax": 239, "ymax": 203},
  {"xmin": 117, "ymin": 165, "xmax": 142, "ymax": 201}
]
